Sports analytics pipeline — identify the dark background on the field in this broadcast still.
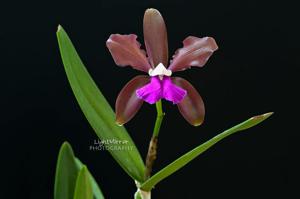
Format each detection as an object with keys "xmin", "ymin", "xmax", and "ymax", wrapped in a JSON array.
[{"xmin": 1, "ymin": 0, "xmax": 296, "ymax": 198}]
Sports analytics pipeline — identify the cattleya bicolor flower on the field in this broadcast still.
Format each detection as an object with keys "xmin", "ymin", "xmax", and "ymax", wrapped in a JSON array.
[{"xmin": 106, "ymin": 8, "xmax": 218, "ymax": 126}]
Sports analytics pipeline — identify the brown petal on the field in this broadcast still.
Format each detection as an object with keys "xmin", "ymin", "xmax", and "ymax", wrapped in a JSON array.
[
  {"xmin": 116, "ymin": 75, "xmax": 150, "ymax": 125},
  {"xmin": 172, "ymin": 77, "xmax": 205, "ymax": 126},
  {"xmin": 169, "ymin": 36, "xmax": 218, "ymax": 72},
  {"xmin": 143, "ymin": 8, "xmax": 168, "ymax": 67},
  {"xmin": 106, "ymin": 34, "xmax": 151, "ymax": 72}
]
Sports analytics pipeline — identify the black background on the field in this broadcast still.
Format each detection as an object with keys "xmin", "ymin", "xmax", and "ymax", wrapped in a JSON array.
[{"xmin": 1, "ymin": 0, "xmax": 296, "ymax": 198}]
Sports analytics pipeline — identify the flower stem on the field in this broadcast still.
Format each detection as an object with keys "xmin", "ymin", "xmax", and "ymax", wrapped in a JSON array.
[
  {"xmin": 153, "ymin": 100, "xmax": 164, "ymax": 137},
  {"xmin": 145, "ymin": 100, "xmax": 165, "ymax": 179}
]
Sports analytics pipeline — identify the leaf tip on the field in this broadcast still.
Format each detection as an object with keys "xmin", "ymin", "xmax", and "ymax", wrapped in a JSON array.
[
  {"xmin": 252, "ymin": 112, "xmax": 274, "ymax": 120},
  {"xmin": 57, "ymin": 24, "xmax": 63, "ymax": 33},
  {"xmin": 81, "ymin": 165, "xmax": 88, "ymax": 172},
  {"xmin": 264, "ymin": 112, "xmax": 274, "ymax": 117},
  {"xmin": 61, "ymin": 141, "xmax": 72, "ymax": 149}
]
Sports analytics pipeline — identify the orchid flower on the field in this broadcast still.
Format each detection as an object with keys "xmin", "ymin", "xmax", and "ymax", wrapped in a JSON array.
[{"xmin": 106, "ymin": 8, "xmax": 218, "ymax": 126}]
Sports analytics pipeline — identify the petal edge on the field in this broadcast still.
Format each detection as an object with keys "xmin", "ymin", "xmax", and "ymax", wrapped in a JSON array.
[
  {"xmin": 143, "ymin": 8, "xmax": 169, "ymax": 67},
  {"xmin": 169, "ymin": 36, "xmax": 218, "ymax": 72},
  {"xmin": 116, "ymin": 76, "xmax": 150, "ymax": 125},
  {"xmin": 172, "ymin": 77, "xmax": 205, "ymax": 126},
  {"xmin": 106, "ymin": 34, "xmax": 151, "ymax": 72}
]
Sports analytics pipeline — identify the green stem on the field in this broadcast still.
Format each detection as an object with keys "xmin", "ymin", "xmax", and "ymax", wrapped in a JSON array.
[
  {"xmin": 153, "ymin": 100, "xmax": 164, "ymax": 137},
  {"xmin": 144, "ymin": 100, "xmax": 165, "ymax": 180}
]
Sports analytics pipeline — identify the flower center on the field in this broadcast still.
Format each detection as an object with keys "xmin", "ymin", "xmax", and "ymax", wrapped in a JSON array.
[{"xmin": 148, "ymin": 63, "xmax": 172, "ymax": 80}]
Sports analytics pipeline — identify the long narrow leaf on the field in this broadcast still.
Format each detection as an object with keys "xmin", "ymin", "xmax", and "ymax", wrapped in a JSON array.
[
  {"xmin": 140, "ymin": 112, "xmax": 273, "ymax": 191},
  {"xmin": 54, "ymin": 142, "xmax": 104, "ymax": 199},
  {"xmin": 74, "ymin": 166, "xmax": 93, "ymax": 199},
  {"xmin": 55, "ymin": 142, "xmax": 105, "ymax": 199},
  {"xmin": 75, "ymin": 158, "xmax": 105, "ymax": 199},
  {"xmin": 57, "ymin": 25, "xmax": 145, "ymax": 182},
  {"xmin": 54, "ymin": 142, "xmax": 80, "ymax": 199}
]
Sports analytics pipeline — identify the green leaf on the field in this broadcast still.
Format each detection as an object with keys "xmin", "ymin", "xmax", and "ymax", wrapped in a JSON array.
[
  {"xmin": 75, "ymin": 158, "xmax": 105, "ymax": 199},
  {"xmin": 74, "ymin": 166, "xmax": 93, "ymax": 199},
  {"xmin": 134, "ymin": 190, "xmax": 143, "ymax": 199},
  {"xmin": 134, "ymin": 189, "xmax": 150, "ymax": 199},
  {"xmin": 56, "ymin": 25, "xmax": 145, "ymax": 182},
  {"xmin": 54, "ymin": 142, "xmax": 79, "ymax": 199},
  {"xmin": 55, "ymin": 142, "xmax": 105, "ymax": 199},
  {"xmin": 140, "ymin": 112, "xmax": 273, "ymax": 191}
]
